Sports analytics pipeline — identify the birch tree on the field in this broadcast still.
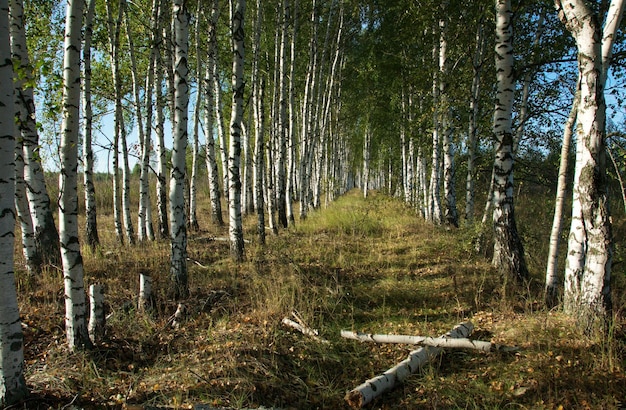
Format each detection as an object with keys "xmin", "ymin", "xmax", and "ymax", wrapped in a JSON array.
[
  {"xmin": 228, "ymin": 0, "xmax": 246, "ymax": 262},
  {"xmin": 10, "ymin": 0, "xmax": 60, "ymax": 267},
  {"xmin": 251, "ymin": 0, "xmax": 265, "ymax": 243},
  {"xmin": 545, "ymin": 86, "xmax": 578, "ymax": 306},
  {"xmin": 439, "ymin": 13, "xmax": 458, "ymax": 228},
  {"xmin": 15, "ymin": 138, "xmax": 39, "ymax": 272},
  {"xmin": 276, "ymin": 0, "xmax": 289, "ymax": 228},
  {"xmin": 155, "ymin": 20, "xmax": 169, "ymax": 239},
  {"xmin": 204, "ymin": 0, "xmax": 224, "ymax": 226},
  {"xmin": 106, "ymin": 0, "xmax": 125, "ymax": 244},
  {"xmin": 491, "ymin": 0, "xmax": 528, "ymax": 281},
  {"xmin": 188, "ymin": 0, "xmax": 202, "ymax": 232},
  {"xmin": 465, "ymin": 17, "xmax": 486, "ymax": 223},
  {"xmin": 428, "ymin": 27, "xmax": 442, "ymax": 225},
  {"xmin": 124, "ymin": 1, "xmax": 152, "ymax": 242},
  {"xmin": 59, "ymin": 0, "xmax": 92, "ymax": 349},
  {"xmin": 0, "ymin": 1, "xmax": 28, "ymax": 401},
  {"xmin": 170, "ymin": 0, "xmax": 190, "ymax": 299},
  {"xmin": 555, "ymin": 0, "xmax": 623, "ymax": 330},
  {"xmin": 82, "ymin": 0, "xmax": 98, "ymax": 250}
]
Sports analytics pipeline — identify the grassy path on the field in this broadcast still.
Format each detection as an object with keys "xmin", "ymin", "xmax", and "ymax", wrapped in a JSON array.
[{"xmin": 16, "ymin": 190, "xmax": 626, "ymax": 409}]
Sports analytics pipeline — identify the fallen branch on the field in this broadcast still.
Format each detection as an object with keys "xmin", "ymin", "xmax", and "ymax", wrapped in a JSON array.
[
  {"xmin": 345, "ymin": 321, "xmax": 473, "ymax": 408},
  {"xmin": 340, "ymin": 330, "xmax": 516, "ymax": 352},
  {"xmin": 281, "ymin": 317, "xmax": 330, "ymax": 344}
]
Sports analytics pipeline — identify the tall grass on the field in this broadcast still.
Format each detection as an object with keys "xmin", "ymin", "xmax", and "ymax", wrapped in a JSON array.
[{"xmin": 13, "ymin": 176, "xmax": 626, "ymax": 409}]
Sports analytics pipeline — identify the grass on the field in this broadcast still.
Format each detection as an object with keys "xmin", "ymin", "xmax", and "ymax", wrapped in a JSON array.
[{"xmin": 12, "ymin": 181, "xmax": 626, "ymax": 409}]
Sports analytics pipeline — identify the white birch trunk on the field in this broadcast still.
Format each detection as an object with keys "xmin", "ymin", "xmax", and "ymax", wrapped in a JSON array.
[
  {"xmin": 275, "ymin": 0, "xmax": 289, "ymax": 228},
  {"xmin": 299, "ymin": 0, "xmax": 318, "ymax": 220},
  {"xmin": 15, "ymin": 139, "xmax": 39, "ymax": 272},
  {"xmin": 252, "ymin": 0, "xmax": 265, "ymax": 243},
  {"xmin": 139, "ymin": 273, "xmax": 153, "ymax": 312},
  {"xmin": 466, "ymin": 21, "xmax": 485, "ymax": 224},
  {"xmin": 124, "ymin": 5, "xmax": 148, "ymax": 242},
  {"xmin": 362, "ymin": 126, "xmax": 370, "ymax": 199},
  {"xmin": 491, "ymin": 0, "xmax": 528, "ymax": 281},
  {"xmin": 429, "ymin": 36, "xmax": 442, "ymax": 224},
  {"xmin": 82, "ymin": 0, "xmax": 98, "ymax": 250},
  {"xmin": 557, "ymin": 0, "xmax": 620, "ymax": 330},
  {"xmin": 0, "ymin": 4, "xmax": 28, "ymax": 401},
  {"xmin": 106, "ymin": 0, "xmax": 125, "ymax": 245},
  {"xmin": 88, "ymin": 284, "xmax": 105, "ymax": 343},
  {"xmin": 189, "ymin": 0, "xmax": 202, "ymax": 232},
  {"xmin": 439, "ymin": 16, "xmax": 458, "ymax": 227},
  {"xmin": 120, "ymin": 114, "xmax": 135, "ymax": 245},
  {"xmin": 345, "ymin": 322, "xmax": 473, "ymax": 408},
  {"xmin": 286, "ymin": 0, "xmax": 299, "ymax": 225},
  {"xmin": 545, "ymin": 87, "xmax": 578, "ymax": 307},
  {"xmin": 155, "ymin": 50, "xmax": 169, "ymax": 239},
  {"xmin": 228, "ymin": 0, "xmax": 246, "ymax": 261},
  {"xmin": 169, "ymin": 0, "xmax": 189, "ymax": 299},
  {"xmin": 10, "ymin": 0, "xmax": 60, "ymax": 266},
  {"xmin": 204, "ymin": 0, "xmax": 224, "ymax": 227},
  {"xmin": 59, "ymin": 0, "xmax": 92, "ymax": 350}
]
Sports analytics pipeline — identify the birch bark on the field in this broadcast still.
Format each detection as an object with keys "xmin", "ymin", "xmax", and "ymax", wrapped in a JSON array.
[
  {"xmin": 228, "ymin": 0, "xmax": 246, "ymax": 262},
  {"xmin": 106, "ymin": 0, "xmax": 125, "ymax": 244},
  {"xmin": 82, "ymin": 0, "xmax": 98, "ymax": 250},
  {"xmin": 545, "ymin": 86, "xmax": 578, "ymax": 307},
  {"xmin": 466, "ymin": 20, "xmax": 485, "ymax": 224},
  {"xmin": 59, "ymin": 0, "xmax": 92, "ymax": 350},
  {"xmin": 439, "ymin": 15, "xmax": 458, "ymax": 228},
  {"xmin": 0, "ymin": 3, "xmax": 28, "ymax": 401},
  {"xmin": 10, "ymin": 0, "xmax": 60, "ymax": 266},
  {"xmin": 169, "ymin": 0, "xmax": 190, "ymax": 299},
  {"xmin": 188, "ymin": 0, "xmax": 202, "ymax": 232},
  {"xmin": 556, "ymin": 0, "xmax": 621, "ymax": 330},
  {"xmin": 491, "ymin": 0, "xmax": 528, "ymax": 281},
  {"xmin": 204, "ymin": 0, "xmax": 224, "ymax": 226},
  {"xmin": 124, "ymin": 2, "xmax": 152, "ymax": 242}
]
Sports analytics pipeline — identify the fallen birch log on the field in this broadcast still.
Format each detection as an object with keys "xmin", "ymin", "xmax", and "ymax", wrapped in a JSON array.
[
  {"xmin": 340, "ymin": 330, "xmax": 515, "ymax": 352},
  {"xmin": 281, "ymin": 318, "xmax": 330, "ymax": 344},
  {"xmin": 345, "ymin": 321, "xmax": 473, "ymax": 408}
]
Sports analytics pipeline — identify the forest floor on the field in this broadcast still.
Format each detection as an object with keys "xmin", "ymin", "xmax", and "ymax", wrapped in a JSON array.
[{"xmin": 12, "ymin": 189, "xmax": 626, "ymax": 409}]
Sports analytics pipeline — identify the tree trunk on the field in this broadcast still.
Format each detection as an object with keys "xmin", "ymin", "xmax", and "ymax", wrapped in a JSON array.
[
  {"xmin": 59, "ymin": 0, "xmax": 92, "ymax": 350},
  {"xmin": 169, "ymin": 0, "xmax": 190, "ymax": 300},
  {"xmin": 466, "ymin": 19, "xmax": 485, "ymax": 224},
  {"xmin": 345, "ymin": 322, "xmax": 474, "ymax": 408},
  {"xmin": 286, "ymin": 0, "xmax": 299, "ymax": 225},
  {"xmin": 120, "ymin": 112, "xmax": 135, "ymax": 245},
  {"xmin": 88, "ymin": 284, "xmax": 105, "ymax": 343},
  {"xmin": 82, "ymin": 0, "xmax": 99, "ymax": 250},
  {"xmin": 188, "ymin": 0, "xmax": 202, "ymax": 232},
  {"xmin": 228, "ymin": 0, "xmax": 246, "ymax": 262},
  {"xmin": 106, "ymin": 0, "xmax": 125, "ymax": 245},
  {"xmin": 0, "ymin": 3, "xmax": 28, "ymax": 401},
  {"xmin": 362, "ymin": 126, "xmax": 370, "ymax": 198},
  {"xmin": 155, "ymin": 49, "xmax": 169, "ymax": 239},
  {"xmin": 545, "ymin": 86, "xmax": 578, "ymax": 307},
  {"xmin": 252, "ymin": 0, "xmax": 265, "ymax": 244},
  {"xmin": 439, "ymin": 16, "xmax": 458, "ymax": 228},
  {"xmin": 10, "ymin": 0, "xmax": 60, "ymax": 267},
  {"xmin": 491, "ymin": 0, "xmax": 528, "ymax": 282},
  {"xmin": 557, "ymin": 0, "xmax": 620, "ymax": 331},
  {"xmin": 204, "ymin": 0, "xmax": 224, "ymax": 227},
  {"xmin": 428, "ymin": 33, "xmax": 442, "ymax": 225},
  {"xmin": 15, "ymin": 138, "xmax": 40, "ymax": 272}
]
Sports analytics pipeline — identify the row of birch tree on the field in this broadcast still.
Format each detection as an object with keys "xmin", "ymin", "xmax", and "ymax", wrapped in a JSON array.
[{"xmin": 1, "ymin": 0, "xmax": 625, "ymax": 404}]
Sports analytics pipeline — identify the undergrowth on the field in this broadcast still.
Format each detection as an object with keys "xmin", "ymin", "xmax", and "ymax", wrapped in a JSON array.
[{"xmin": 12, "ymin": 187, "xmax": 626, "ymax": 409}]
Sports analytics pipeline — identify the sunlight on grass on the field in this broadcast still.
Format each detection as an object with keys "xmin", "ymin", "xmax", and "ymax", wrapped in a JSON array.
[{"xmin": 13, "ymin": 185, "xmax": 626, "ymax": 409}]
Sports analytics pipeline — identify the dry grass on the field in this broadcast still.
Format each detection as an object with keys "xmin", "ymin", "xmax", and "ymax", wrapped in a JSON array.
[{"xmin": 11, "ymin": 182, "xmax": 626, "ymax": 409}]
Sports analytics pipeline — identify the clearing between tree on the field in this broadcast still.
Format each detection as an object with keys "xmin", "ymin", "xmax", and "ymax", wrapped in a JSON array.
[{"xmin": 15, "ymin": 189, "xmax": 626, "ymax": 409}]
